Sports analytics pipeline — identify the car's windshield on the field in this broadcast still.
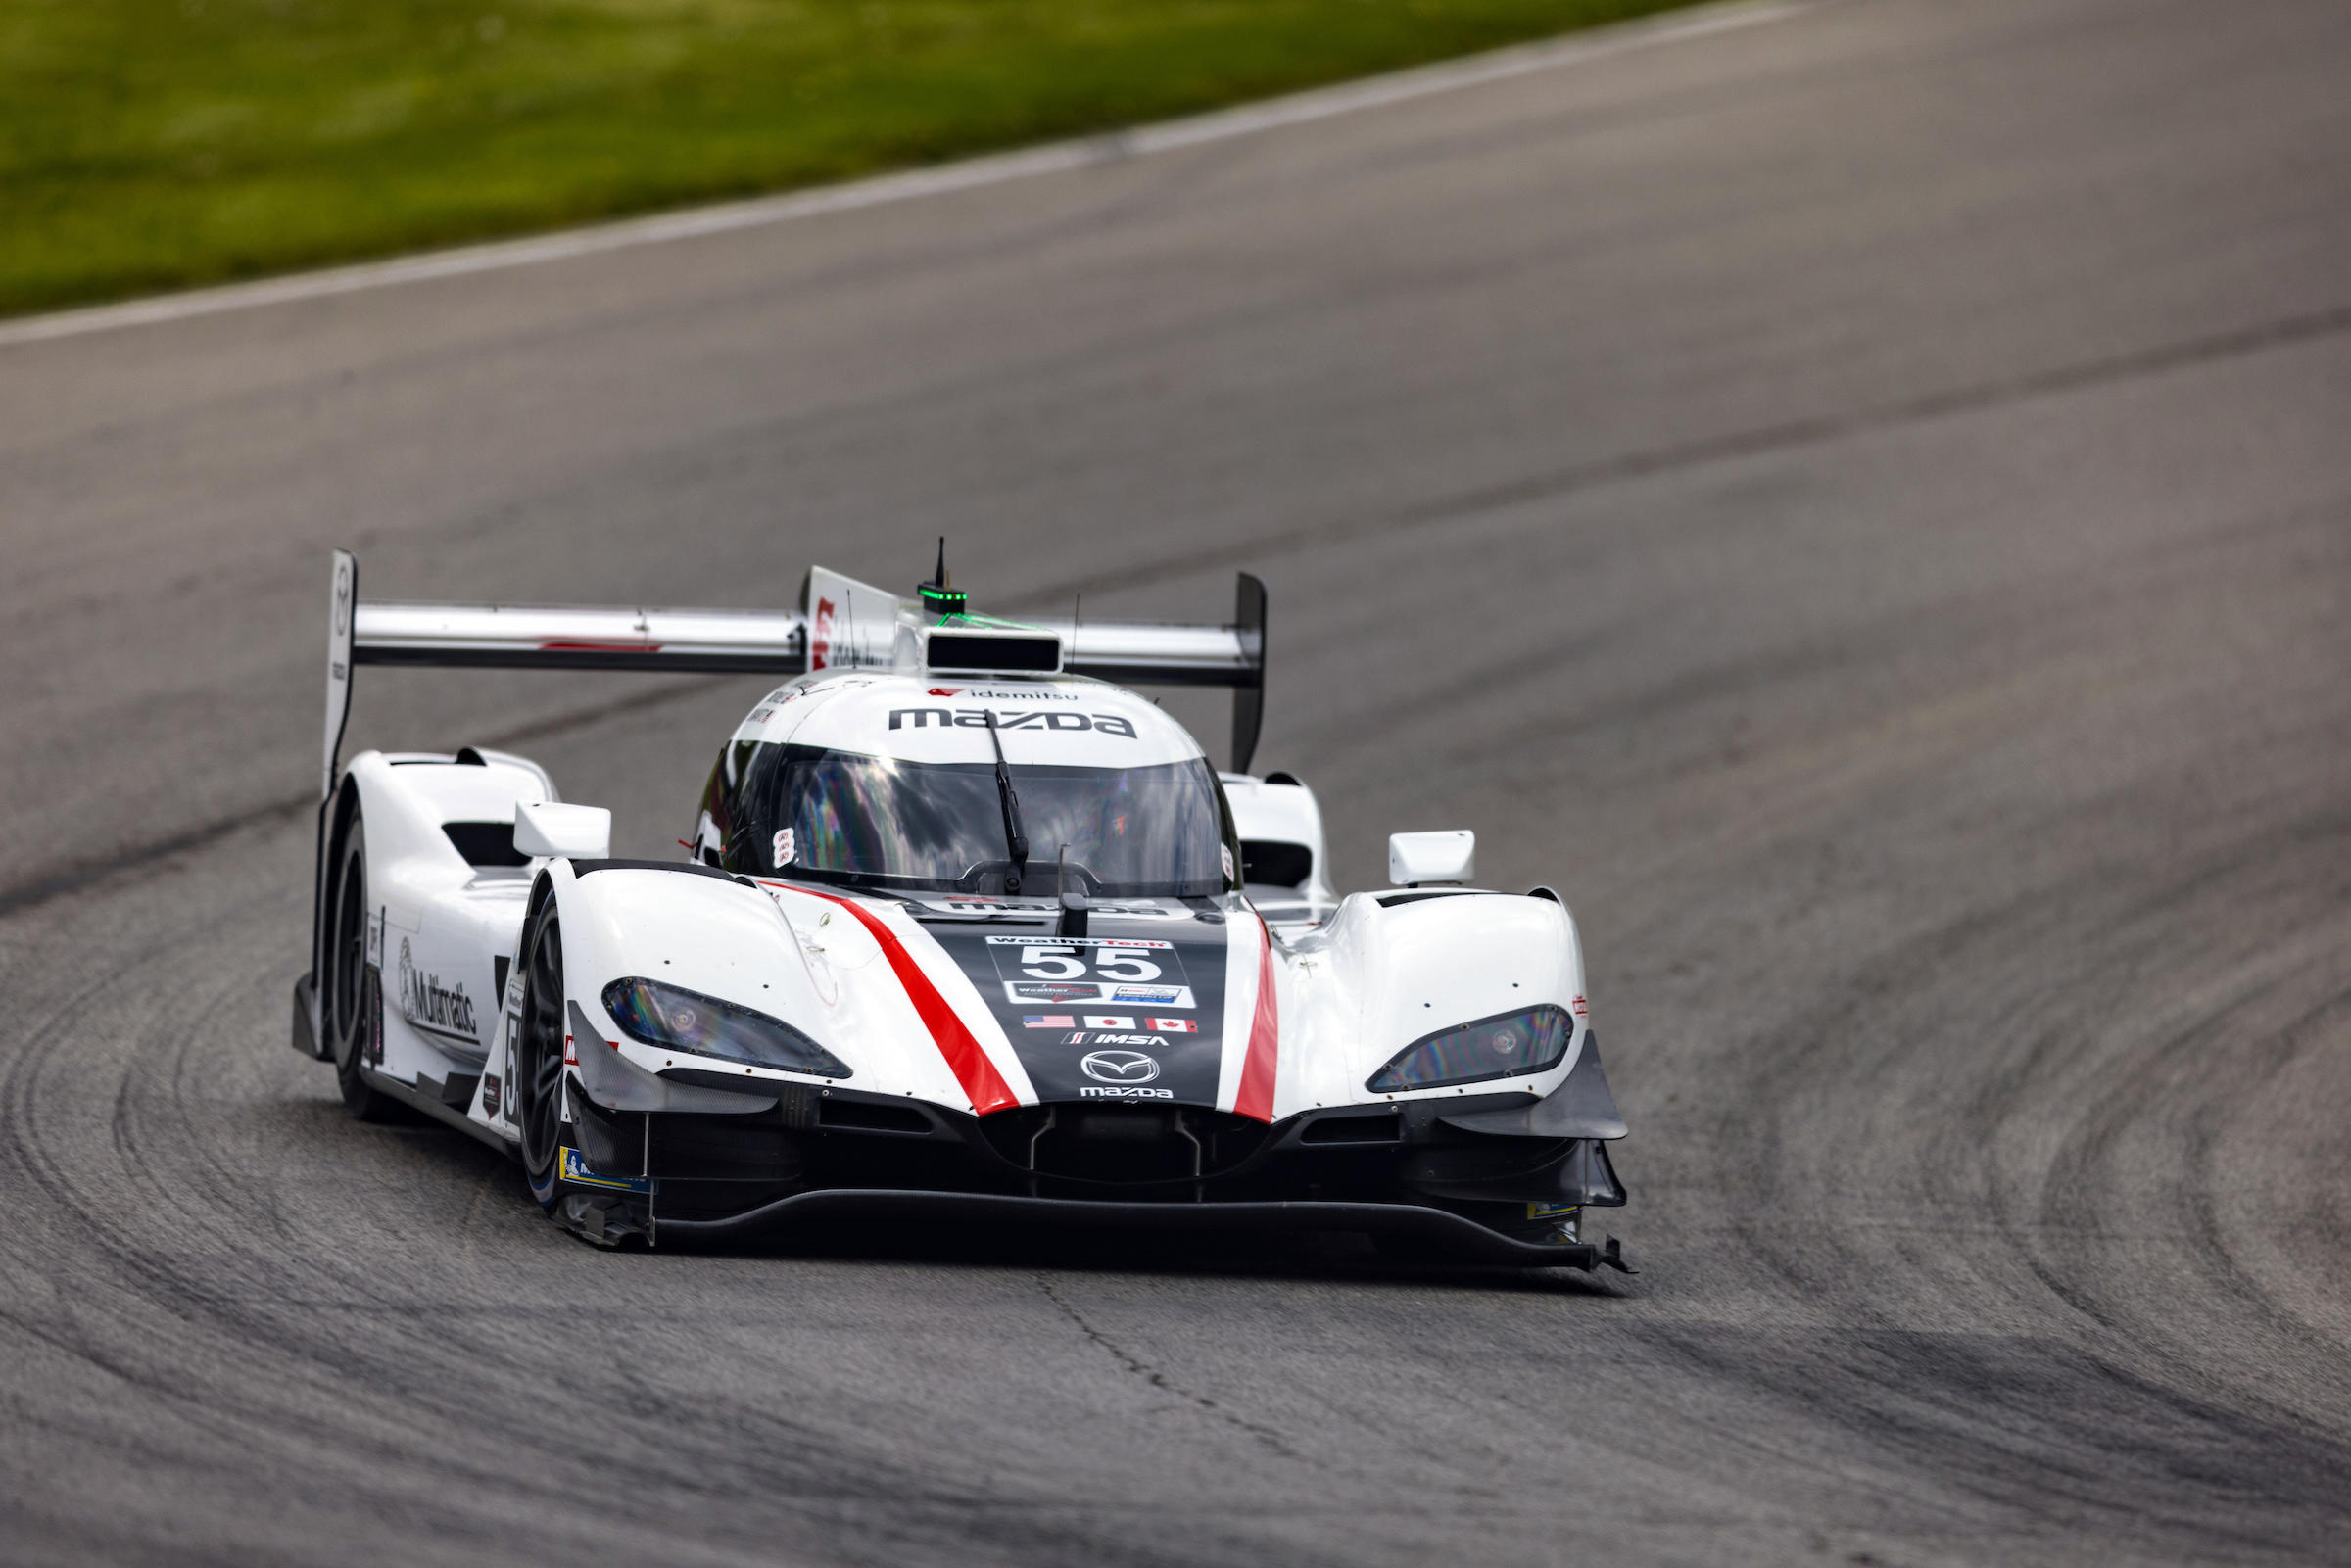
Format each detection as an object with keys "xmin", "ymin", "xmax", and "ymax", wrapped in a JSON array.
[{"xmin": 739, "ymin": 744, "xmax": 1231, "ymax": 897}]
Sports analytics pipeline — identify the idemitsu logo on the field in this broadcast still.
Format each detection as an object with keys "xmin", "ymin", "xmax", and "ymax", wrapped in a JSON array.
[{"xmin": 397, "ymin": 937, "xmax": 478, "ymax": 1040}]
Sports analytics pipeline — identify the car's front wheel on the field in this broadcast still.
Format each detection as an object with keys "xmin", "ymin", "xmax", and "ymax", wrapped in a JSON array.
[{"xmin": 515, "ymin": 901, "xmax": 568, "ymax": 1208}]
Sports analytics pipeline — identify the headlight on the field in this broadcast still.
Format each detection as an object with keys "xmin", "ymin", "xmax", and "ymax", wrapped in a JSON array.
[
  {"xmin": 601, "ymin": 977, "xmax": 852, "ymax": 1079},
  {"xmin": 1367, "ymin": 1004, "xmax": 1572, "ymax": 1093}
]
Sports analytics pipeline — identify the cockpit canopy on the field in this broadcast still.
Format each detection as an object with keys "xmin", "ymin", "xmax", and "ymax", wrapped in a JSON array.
[
  {"xmin": 713, "ymin": 747, "xmax": 1232, "ymax": 896},
  {"xmin": 696, "ymin": 674, "xmax": 1238, "ymax": 897}
]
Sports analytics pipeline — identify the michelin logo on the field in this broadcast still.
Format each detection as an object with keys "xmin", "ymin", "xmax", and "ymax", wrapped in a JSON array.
[{"xmin": 560, "ymin": 1148, "xmax": 654, "ymax": 1193}]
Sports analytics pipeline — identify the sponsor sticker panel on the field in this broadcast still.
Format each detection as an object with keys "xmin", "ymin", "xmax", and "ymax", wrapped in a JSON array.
[
  {"xmin": 1005, "ymin": 981, "xmax": 1196, "ymax": 1008},
  {"xmin": 988, "ymin": 936, "xmax": 1195, "ymax": 1011},
  {"xmin": 931, "ymin": 925, "xmax": 1232, "ymax": 1106},
  {"xmin": 560, "ymin": 1148, "xmax": 655, "ymax": 1193}
]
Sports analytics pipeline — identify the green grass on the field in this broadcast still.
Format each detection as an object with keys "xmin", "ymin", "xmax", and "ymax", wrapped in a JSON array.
[{"xmin": 0, "ymin": 0, "xmax": 1698, "ymax": 317}]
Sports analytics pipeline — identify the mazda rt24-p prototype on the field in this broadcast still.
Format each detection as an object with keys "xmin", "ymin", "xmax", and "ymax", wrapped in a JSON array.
[{"xmin": 293, "ymin": 550, "xmax": 1631, "ymax": 1266}]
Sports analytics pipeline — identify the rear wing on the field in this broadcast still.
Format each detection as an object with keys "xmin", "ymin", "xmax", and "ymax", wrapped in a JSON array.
[
  {"xmin": 319, "ymin": 551, "xmax": 1269, "ymax": 793},
  {"xmin": 301, "ymin": 549, "xmax": 1266, "ymax": 1062}
]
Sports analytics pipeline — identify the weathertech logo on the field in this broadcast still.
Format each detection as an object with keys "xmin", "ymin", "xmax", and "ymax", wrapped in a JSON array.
[{"xmin": 1011, "ymin": 981, "xmax": 1099, "ymax": 1003}]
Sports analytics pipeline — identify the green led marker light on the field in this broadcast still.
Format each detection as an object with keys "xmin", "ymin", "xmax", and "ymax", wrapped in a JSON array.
[{"xmin": 917, "ymin": 536, "xmax": 967, "ymax": 620}]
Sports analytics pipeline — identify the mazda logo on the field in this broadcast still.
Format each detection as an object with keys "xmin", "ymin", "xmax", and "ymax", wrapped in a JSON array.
[{"xmin": 1080, "ymin": 1049, "xmax": 1160, "ymax": 1083}]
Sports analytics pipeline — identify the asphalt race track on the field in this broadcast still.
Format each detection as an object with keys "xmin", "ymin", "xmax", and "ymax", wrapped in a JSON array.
[{"xmin": 6, "ymin": 0, "xmax": 2351, "ymax": 1561}]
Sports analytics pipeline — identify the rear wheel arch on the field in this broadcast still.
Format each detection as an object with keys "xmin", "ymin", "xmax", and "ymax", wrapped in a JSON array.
[
  {"xmin": 314, "ymin": 777, "xmax": 363, "ymax": 978},
  {"xmin": 323, "ymin": 789, "xmax": 408, "ymax": 1121},
  {"xmin": 319, "ymin": 775, "xmax": 368, "ymax": 1044}
]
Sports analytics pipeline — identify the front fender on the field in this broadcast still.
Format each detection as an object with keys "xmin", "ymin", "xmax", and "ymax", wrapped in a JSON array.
[
  {"xmin": 548, "ymin": 861, "xmax": 845, "ymax": 1097},
  {"xmin": 1292, "ymin": 891, "xmax": 1587, "ymax": 1109}
]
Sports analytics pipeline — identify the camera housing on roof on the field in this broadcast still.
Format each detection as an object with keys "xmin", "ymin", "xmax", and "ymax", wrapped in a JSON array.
[{"xmin": 923, "ymin": 628, "xmax": 1063, "ymax": 674}]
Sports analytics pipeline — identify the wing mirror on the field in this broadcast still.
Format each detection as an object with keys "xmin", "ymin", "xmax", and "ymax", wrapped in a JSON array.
[
  {"xmin": 1388, "ymin": 830, "xmax": 1474, "ymax": 887},
  {"xmin": 514, "ymin": 801, "xmax": 612, "ymax": 861}
]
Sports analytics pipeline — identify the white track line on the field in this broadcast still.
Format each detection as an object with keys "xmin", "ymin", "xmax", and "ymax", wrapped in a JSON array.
[{"xmin": 0, "ymin": 0, "xmax": 1805, "ymax": 350}]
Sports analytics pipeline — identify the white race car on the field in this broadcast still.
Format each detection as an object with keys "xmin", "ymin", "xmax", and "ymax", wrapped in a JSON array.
[{"xmin": 294, "ymin": 549, "xmax": 1630, "ymax": 1266}]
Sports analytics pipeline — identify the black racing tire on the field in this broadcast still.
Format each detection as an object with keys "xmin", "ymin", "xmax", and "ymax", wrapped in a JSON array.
[
  {"xmin": 326, "ymin": 803, "xmax": 405, "ymax": 1122},
  {"xmin": 515, "ymin": 900, "xmax": 568, "ymax": 1208}
]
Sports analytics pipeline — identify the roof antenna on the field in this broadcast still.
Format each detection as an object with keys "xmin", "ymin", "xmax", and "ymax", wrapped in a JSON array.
[{"xmin": 917, "ymin": 536, "xmax": 967, "ymax": 619}]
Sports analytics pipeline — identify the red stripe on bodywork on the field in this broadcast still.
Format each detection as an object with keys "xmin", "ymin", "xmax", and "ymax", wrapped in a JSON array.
[
  {"xmin": 799, "ymin": 889, "xmax": 1020, "ymax": 1116},
  {"xmin": 1232, "ymin": 917, "xmax": 1280, "ymax": 1122}
]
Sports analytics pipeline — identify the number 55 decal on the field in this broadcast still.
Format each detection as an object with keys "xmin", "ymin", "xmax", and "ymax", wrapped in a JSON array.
[
  {"xmin": 1017, "ymin": 945, "xmax": 1088, "ymax": 980},
  {"xmin": 1014, "ymin": 944, "xmax": 1163, "ymax": 982},
  {"xmin": 1095, "ymin": 949, "xmax": 1162, "ymax": 982},
  {"xmin": 987, "ymin": 936, "xmax": 1192, "ymax": 1007}
]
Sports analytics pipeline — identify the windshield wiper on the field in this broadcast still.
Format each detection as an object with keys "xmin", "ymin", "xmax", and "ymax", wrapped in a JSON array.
[
  {"xmin": 984, "ymin": 711, "xmax": 1030, "ymax": 889},
  {"xmin": 1057, "ymin": 843, "xmax": 1089, "ymax": 939}
]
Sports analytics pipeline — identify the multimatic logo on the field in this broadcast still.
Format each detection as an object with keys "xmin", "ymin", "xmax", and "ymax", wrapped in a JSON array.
[{"xmin": 397, "ymin": 938, "xmax": 478, "ymax": 1041}]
